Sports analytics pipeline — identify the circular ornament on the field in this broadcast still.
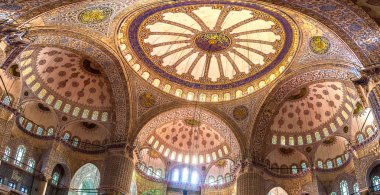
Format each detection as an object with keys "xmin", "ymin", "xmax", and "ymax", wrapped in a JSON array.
[
  {"xmin": 310, "ymin": 36, "xmax": 331, "ymax": 54},
  {"xmin": 233, "ymin": 106, "xmax": 249, "ymax": 121},
  {"xmin": 78, "ymin": 7, "xmax": 113, "ymax": 24},
  {"xmin": 139, "ymin": 92, "xmax": 156, "ymax": 108}
]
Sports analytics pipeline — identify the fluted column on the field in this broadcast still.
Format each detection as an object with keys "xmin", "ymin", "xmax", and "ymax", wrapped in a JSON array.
[{"xmin": 99, "ymin": 148, "xmax": 134, "ymax": 195}]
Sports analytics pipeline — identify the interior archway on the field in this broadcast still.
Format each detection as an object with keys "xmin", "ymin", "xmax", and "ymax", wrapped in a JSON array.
[
  {"xmin": 69, "ymin": 163, "xmax": 100, "ymax": 195},
  {"xmin": 268, "ymin": 187, "xmax": 289, "ymax": 195}
]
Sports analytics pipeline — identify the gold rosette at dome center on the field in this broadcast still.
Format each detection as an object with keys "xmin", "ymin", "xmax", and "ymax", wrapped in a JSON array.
[{"xmin": 118, "ymin": 1, "xmax": 298, "ymax": 102}]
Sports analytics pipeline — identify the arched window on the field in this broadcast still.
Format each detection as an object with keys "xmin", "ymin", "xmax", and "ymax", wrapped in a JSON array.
[
  {"xmin": 3, "ymin": 146, "xmax": 10, "ymax": 161},
  {"xmin": 225, "ymin": 173, "xmax": 231, "ymax": 183},
  {"xmin": 353, "ymin": 183, "xmax": 359, "ymax": 195},
  {"xmin": 317, "ymin": 160, "xmax": 323, "ymax": 169},
  {"xmin": 47, "ymin": 128, "xmax": 54, "ymax": 136},
  {"xmin": 217, "ymin": 175, "xmax": 224, "ymax": 185},
  {"xmin": 291, "ymin": 165, "xmax": 297, "ymax": 174},
  {"xmin": 372, "ymin": 176, "xmax": 380, "ymax": 191},
  {"xmin": 171, "ymin": 169, "xmax": 179, "ymax": 182},
  {"xmin": 72, "ymin": 138, "xmax": 79, "ymax": 147},
  {"xmin": 298, "ymin": 136, "xmax": 303, "ymax": 145},
  {"xmin": 147, "ymin": 167, "xmax": 153, "ymax": 176},
  {"xmin": 2, "ymin": 95, "xmax": 11, "ymax": 106},
  {"xmin": 36, "ymin": 127, "xmax": 43, "ymax": 135},
  {"xmin": 289, "ymin": 137, "xmax": 294, "ymax": 146},
  {"xmin": 301, "ymin": 162, "xmax": 307, "ymax": 172},
  {"xmin": 326, "ymin": 160, "xmax": 333, "ymax": 169},
  {"xmin": 336, "ymin": 157, "xmax": 343, "ymax": 166},
  {"xmin": 306, "ymin": 135, "xmax": 312, "ymax": 144},
  {"xmin": 14, "ymin": 145, "xmax": 26, "ymax": 166},
  {"xmin": 315, "ymin": 132, "xmax": 321, "ymax": 141},
  {"xmin": 52, "ymin": 172, "xmax": 60, "ymax": 185},
  {"xmin": 340, "ymin": 180, "xmax": 349, "ymax": 195},
  {"xmin": 191, "ymin": 171, "xmax": 199, "ymax": 185},
  {"xmin": 280, "ymin": 136, "xmax": 285, "ymax": 145},
  {"xmin": 181, "ymin": 167, "xmax": 189, "ymax": 183},
  {"xmin": 208, "ymin": 176, "xmax": 215, "ymax": 185},
  {"xmin": 27, "ymin": 159, "xmax": 35, "ymax": 173},
  {"xmin": 367, "ymin": 127, "xmax": 374, "ymax": 137},
  {"xmin": 156, "ymin": 169, "xmax": 162, "ymax": 179},
  {"xmin": 63, "ymin": 133, "xmax": 70, "ymax": 142},
  {"xmin": 357, "ymin": 134, "xmax": 364, "ymax": 143},
  {"xmin": 272, "ymin": 135, "xmax": 277, "ymax": 144},
  {"xmin": 330, "ymin": 192, "xmax": 336, "ymax": 195},
  {"xmin": 268, "ymin": 187, "xmax": 288, "ymax": 195},
  {"xmin": 25, "ymin": 122, "xmax": 33, "ymax": 131},
  {"xmin": 70, "ymin": 163, "xmax": 100, "ymax": 194}
]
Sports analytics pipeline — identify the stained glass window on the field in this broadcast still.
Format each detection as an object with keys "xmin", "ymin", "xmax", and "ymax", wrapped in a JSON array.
[
  {"xmin": 301, "ymin": 162, "xmax": 307, "ymax": 172},
  {"xmin": 217, "ymin": 175, "xmax": 224, "ymax": 185},
  {"xmin": 14, "ymin": 145, "xmax": 26, "ymax": 166},
  {"xmin": 36, "ymin": 127, "xmax": 43, "ymax": 135},
  {"xmin": 353, "ymin": 183, "xmax": 359, "ymax": 195},
  {"xmin": 72, "ymin": 138, "xmax": 79, "ymax": 147},
  {"xmin": 327, "ymin": 160, "xmax": 333, "ymax": 169},
  {"xmin": 337, "ymin": 157, "xmax": 342, "ymax": 166},
  {"xmin": 317, "ymin": 160, "xmax": 323, "ymax": 169},
  {"xmin": 63, "ymin": 133, "xmax": 70, "ymax": 142},
  {"xmin": 272, "ymin": 135, "xmax": 277, "ymax": 144},
  {"xmin": 52, "ymin": 172, "xmax": 60, "ymax": 185},
  {"xmin": 208, "ymin": 176, "xmax": 215, "ymax": 185},
  {"xmin": 280, "ymin": 136, "xmax": 285, "ymax": 145},
  {"xmin": 47, "ymin": 128, "xmax": 54, "ymax": 136},
  {"xmin": 367, "ymin": 127, "xmax": 374, "ymax": 137},
  {"xmin": 291, "ymin": 165, "xmax": 297, "ymax": 174},
  {"xmin": 181, "ymin": 167, "xmax": 189, "ymax": 183},
  {"xmin": 372, "ymin": 176, "xmax": 380, "ymax": 191},
  {"xmin": 2, "ymin": 95, "xmax": 11, "ymax": 106},
  {"xmin": 191, "ymin": 171, "xmax": 199, "ymax": 185},
  {"xmin": 357, "ymin": 134, "xmax": 365, "ymax": 143},
  {"xmin": 25, "ymin": 122, "xmax": 33, "ymax": 131},
  {"xmin": 298, "ymin": 136, "xmax": 303, "ymax": 145},
  {"xmin": 289, "ymin": 137, "xmax": 294, "ymax": 146},
  {"xmin": 306, "ymin": 135, "xmax": 312, "ymax": 144},
  {"xmin": 27, "ymin": 159, "xmax": 35, "ymax": 173},
  {"xmin": 3, "ymin": 147, "xmax": 10, "ymax": 161},
  {"xmin": 315, "ymin": 132, "xmax": 321, "ymax": 141},
  {"xmin": 340, "ymin": 180, "xmax": 349, "ymax": 195}
]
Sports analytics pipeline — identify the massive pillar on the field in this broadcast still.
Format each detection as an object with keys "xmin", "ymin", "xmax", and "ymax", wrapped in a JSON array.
[
  {"xmin": 236, "ymin": 162, "xmax": 265, "ymax": 195},
  {"xmin": 99, "ymin": 148, "xmax": 135, "ymax": 194}
]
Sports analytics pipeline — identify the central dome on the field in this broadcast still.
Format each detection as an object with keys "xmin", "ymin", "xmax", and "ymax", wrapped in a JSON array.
[{"xmin": 118, "ymin": 1, "xmax": 298, "ymax": 102}]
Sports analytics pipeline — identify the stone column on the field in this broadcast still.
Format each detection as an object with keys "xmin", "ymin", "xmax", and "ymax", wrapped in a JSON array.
[
  {"xmin": 352, "ymin": 155, "xmax": 370, "ymax": 195},
  {"xmin": 31, "ymin": 174, "xmax": 48, "ymax": 195},
  {"xmin": 99, "ymin": 148, "xmax": 135, "ymax": 195},
  {"xmin": 236, "ymin": 161, "xmax": 265, "ymax": 195}
]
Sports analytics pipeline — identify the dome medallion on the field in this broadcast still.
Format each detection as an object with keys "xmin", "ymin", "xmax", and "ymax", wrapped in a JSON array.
[{"xmin": 118, "ymin": 1, "xmax": 298, "ymax": 102}]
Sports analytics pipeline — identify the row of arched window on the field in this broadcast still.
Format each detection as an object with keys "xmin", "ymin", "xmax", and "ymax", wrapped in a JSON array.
[
  {"xmin": 18, "ymin": 116, "xmax": 54, "ymax": 136},
  {"xmin": 206, "ymin": 174, "xmax": 233, "ymax": 186},
  {"xmin": 2, "ymin": 145, "xmax": 35, "ymax": 173},
  {"xmin": 269, "ymin": 162, "xmax": 308, "ymax": 175},
  {"xmin": 148, "ymin": 135, "xmax": 229, "ymax": 165},
  {"xmin": 170, "ymin": 167, "xmax": 200, "ymax": 185},
  {"xmin": 137, "ymin": 162, "xmax": 164, "ymax": 179},
  {"xmin": 61, "ymin": 132, "xmax": 105, "ymax": 148},
  {"xmin": 124, "ymin": 55, "xmax": 280, "ymax": 102},
  {"xmin": 356, "ymin": 126, "xmax": 376, "ymax": 144},
  {"xmin": 330, "ymin": 180, "xmax": 359, "ymax": 195},
  {"xmin": 317, "ymin": 153, "xmax": 350, "ymax": 170}
]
